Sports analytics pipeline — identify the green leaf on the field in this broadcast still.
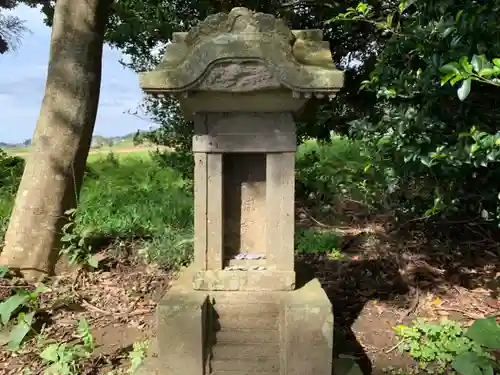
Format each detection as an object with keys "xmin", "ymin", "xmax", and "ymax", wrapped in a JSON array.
[
  {"xmin": 457, "ymin": 78, "xmax": 471, "ymax": 101},
  {"xmin": 440, "ymin": 63, "xmax": 460, "ymax": 74},
  {"xmin": 478, "ymin": 68, "xmax": 496, "ymax": 77},
  {"xmin": 453, "ymin": 352, "xmax": 494, "ymax": 375},
  {"xmin": 399, "ymin": 0, "xmax": 416, "ymax": 13},
  {"xmin": 459, "ymin": 56, "xmax": 473, "ymax": 74},
  {"xmin": 0, "ymin": 329, "xmax": 11, "ymax": 346},
  {"xmin": 442, "ymin": 26, "xmax": 455, "ymax": 38},
  {"xmin": 387, "ymin": 13, "xmax": 394, "ymax": 28},
  {"xmin": 466, "ymin": 317, "xmax": 500, "ymax": 349},
  {"xmin": 87, "ymin": 255, "xmax": 99, "ymax": 269},
  {"xmin": 471, "ymin": 55, "xmax": 486, "ymax": 73},
  {"xmin": 493, "ymin": 58, "xmax": 500, "ymax": 68},
  {"xmin": 450, "ymin": 74, "xmax": 464, "ymax": 86},
  {"xmin": 441, "ymin": 72, "xmax": 455, "ymax": 86},
  {"xmin": 355, "ymin": 2, "xmax": 368, "ymax": 15},
  {"xmin": 40, "ymin": 343, "xmax": 61, "ymax": 362},
  {"xmin": 0, "ymin": 293, "xmax": 30, "ymax": 325},
  {"xmin": 32, "ymin": 284, "xmax": 49, "ymax": 297},
  {"xmin": 0, "ymin": 266, "xmax": 9, "ymax": 278},
  {"xmin": 7, "ymin": 311, "xmax": 35, "ymax": 351},
  {"xmin": 452, "ymin": 352, "xmax": 480, "ymax": 375}
]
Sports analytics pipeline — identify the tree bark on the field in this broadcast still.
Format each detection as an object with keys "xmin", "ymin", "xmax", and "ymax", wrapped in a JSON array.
[{"xmin": 0, "ymin": 0, "xmax": 111, "ymax": 280}]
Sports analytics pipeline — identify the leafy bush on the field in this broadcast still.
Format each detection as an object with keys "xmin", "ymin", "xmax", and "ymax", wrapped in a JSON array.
[
  {"xmin": 295, "ymin": 136, "xmax": 393, "ymax": 212},
  {"xmin": 332, "ymin": 1, "xmax": 500, "ymax": 223},
  {"xmin": 395, "ymin": 317, "xmax": 500, "ymax": 374},
  {"xmin": 295, "ymin": 227, "xmax": 343, "ymax": 256},
  {"xmin": 0, "ymin": 149, "xmax": 24, "ymax": 190},
  {"xmin": 452, "ymin": 317, "xmax": 500, "ymax": 375}
]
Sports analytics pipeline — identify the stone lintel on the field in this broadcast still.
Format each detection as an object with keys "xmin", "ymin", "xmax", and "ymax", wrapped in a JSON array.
[
  {"xmin": 193, "ymin": 133, "xmax": 296, "ymax": 153},
  {"xmin": 192, "ymin": 270, "xmax": 296, "ymax": 291},
  {"xmin": 192, "ymin": 111, "xmax": 297, "ymax": 153},
  {"xmin": 179, "ymin": 91, "xmax": 308, "ymax": 120}
]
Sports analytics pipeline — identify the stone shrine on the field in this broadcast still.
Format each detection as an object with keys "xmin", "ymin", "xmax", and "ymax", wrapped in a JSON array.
[{"xmin": 137, "ymin": 7, "xmax": 344, "ymax": 375}]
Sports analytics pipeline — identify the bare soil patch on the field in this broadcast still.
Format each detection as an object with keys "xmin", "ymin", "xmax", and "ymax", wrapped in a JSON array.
[
  {"xmin": 1, "ymin": 209, "xmax": 499, "ymax": 374},
  {"xmin": 297, "ymin": 203, "xmax": 500, "ymax": 374},
  {"xmin": 0, "ymin": 245, "xmax": 172, "ymax": 375}
]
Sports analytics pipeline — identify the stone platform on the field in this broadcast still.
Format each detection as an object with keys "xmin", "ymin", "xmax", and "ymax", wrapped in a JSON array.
[{"xmin": 136, "ymin": 266, "xmax": 334, "ymax": 375}]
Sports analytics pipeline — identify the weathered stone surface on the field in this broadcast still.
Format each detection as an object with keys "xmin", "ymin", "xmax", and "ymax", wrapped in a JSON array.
[
  {"xmin": 139, "ymin": 7, "xmax": 343, "ymax": 96},
  {"xmin": 280, "ymin": 278, "xmax": 334, "ymax": 375},
  {"xmin": 192, "ymin": 112, "xmax": 297, "ymax": 281},
  {"xmin": 223, "ymin": 153, "xmax": 267, "ymax": 258},
  {"xmin": 197, "ymin": 61, "xmax": 282, "ymax": 91},
  {"xmin": 137, "ymin": 7, "xmax": 343, "ymax": 375},
  {"xmin": 193, "ymin": 270, "xmax": 296, "ymax": 291},
  {"xmin": 144, "ymin": 267, "xmax": 210, "ymax": 375},
  {"xmin": 177, "ymin": 91, "xmax": 308, "ymax": 118}
]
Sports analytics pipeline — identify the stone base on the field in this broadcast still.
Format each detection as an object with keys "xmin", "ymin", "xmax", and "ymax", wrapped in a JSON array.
[
  {"xmin": 281, "ymin": 278, "xmax": 334, "ymax": 375},
  {"xmin": 193, "ymin": 269, "xmax": 296, "ymax": 291},
  {"xmin": 135, "ymin": 266, "xmax": 209, "ymax": 375},
  {"xmin": 136, "ymin": 267, "xmax": 332, "ymax": 375}
]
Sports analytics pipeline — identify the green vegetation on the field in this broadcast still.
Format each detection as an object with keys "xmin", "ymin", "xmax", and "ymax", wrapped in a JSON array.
[
  {"xmin": 1, "ymin": 138, "xmax": 362, "ymax": 267},
  {"xmin": 3, "ymin": 0, "xmax": 500, "ymax": 372},
  {"xmin": 395, "ymin": 318, "xmax": 500, "ymax": 375}
]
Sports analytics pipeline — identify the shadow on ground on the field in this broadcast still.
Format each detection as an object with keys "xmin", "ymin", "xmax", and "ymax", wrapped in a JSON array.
[
  {"xmin": 296, "ymin": 253, "xmax": 411, "ymax": 375},
  {"xmin": 295, "ymin": 206, "xmax": 500, "ymax": 374}
]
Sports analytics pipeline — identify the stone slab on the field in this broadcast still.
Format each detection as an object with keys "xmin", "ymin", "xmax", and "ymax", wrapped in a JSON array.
[
  {"xmin": 200, "ymin": 112, "xmax": 296, "ymax": 135},
  {"xmin": 192, "ymin": 269, "xmax": 296, "ymax": 291},
  {"xmin": 178, "ymin": 91, "xmax": 308, "ymax": 120},
  {"xmin": 280, "ymin": 278, "xmax": 334, "ymax": 375},
  {"xmin": 215, "ymin": 329, "xmax": 280, "ymax": 344},
  {"xmin": 141, "ymin": 266, "xmax": 210, "ymax": 375},
  {"xmin": 192, "ymin": 132, "xmax": 296, "ymax": 153},
  {"xmin": 211, "ymin": 358, "xmax": 280, "ymax": 372},
  {"xmin": 212, "ymin": 343, "xmax": 280, "ymax": 359}
]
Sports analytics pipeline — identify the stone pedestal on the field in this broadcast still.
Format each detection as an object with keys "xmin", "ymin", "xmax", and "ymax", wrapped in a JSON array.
[
  {"xmin": 138, "ymin": 267, "xmax": 333, "ymax": 375},
  {"xmin": 137, "ymin": 7, "xmax": 344, "ymax": 375}
]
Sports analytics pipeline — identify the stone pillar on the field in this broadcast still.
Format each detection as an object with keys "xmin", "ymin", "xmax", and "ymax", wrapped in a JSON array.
[{"xmin": 266, "ymin": 151, "xmax": 295, "ymax": 271}]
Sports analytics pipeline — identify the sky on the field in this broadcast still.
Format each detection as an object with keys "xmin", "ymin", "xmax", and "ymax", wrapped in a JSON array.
[{"xmin": 0, "ymin": 5, "xmax": 151, "ymax": 144}]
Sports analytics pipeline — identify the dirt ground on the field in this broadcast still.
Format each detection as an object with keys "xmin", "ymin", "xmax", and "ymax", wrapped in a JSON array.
[{"xmin": 1, "ymin": 209, "xmax": 499, "ymax": 374}]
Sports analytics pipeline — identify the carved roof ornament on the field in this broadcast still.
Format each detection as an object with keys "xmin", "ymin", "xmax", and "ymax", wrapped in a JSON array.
[{"xmin": 139, "ymin": 7, "xmax": 344, "ymax": 95}]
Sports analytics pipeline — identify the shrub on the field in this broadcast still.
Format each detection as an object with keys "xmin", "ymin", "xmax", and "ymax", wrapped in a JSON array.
[{"xmin": 295, "ymin": 135, "xmax": 392, "ymax": 212}]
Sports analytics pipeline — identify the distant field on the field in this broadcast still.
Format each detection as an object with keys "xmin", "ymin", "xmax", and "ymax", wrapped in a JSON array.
[{"xmin": 5, "ymin": 142, "xmax": 168, "ymax": 159}]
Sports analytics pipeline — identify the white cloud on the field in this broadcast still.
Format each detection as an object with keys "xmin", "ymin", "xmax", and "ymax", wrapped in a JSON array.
[{"xmin": 0, "ymin": 4, "xmax": 151, "ymax": 144}]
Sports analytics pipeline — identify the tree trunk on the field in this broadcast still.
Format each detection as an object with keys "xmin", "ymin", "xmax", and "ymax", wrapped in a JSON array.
[{"xmin": 0, "ymin": 0, "xmax": 111, "ymax": 280}]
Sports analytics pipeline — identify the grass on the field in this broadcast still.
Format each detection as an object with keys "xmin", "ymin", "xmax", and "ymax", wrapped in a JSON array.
[
  {"xmin": 77, "ymin": 152, "xmax": 194, "ymax": 268},
  {"xmin": 1, "ymin": 136, "xmax": 366, "ymax": 267},
  {"xmin": 0, "ymin": 150, "xmax": 194, "ymax": 268},
  {"xmin": 1, "ymin": 137, "xmax": 500, "ymax": 375}
]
